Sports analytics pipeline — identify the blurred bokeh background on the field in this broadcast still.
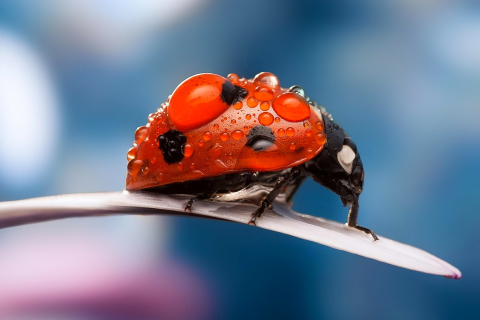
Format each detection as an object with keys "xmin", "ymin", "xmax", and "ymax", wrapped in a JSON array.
[{"xmin": 0, "ymin": 0, "xmax": 478, "ymax": 319}]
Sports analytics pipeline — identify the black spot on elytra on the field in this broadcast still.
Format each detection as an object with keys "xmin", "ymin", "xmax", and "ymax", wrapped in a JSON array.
[
  {"xmin": 220, "ymin": 81, "xmax": 248, "ymax": 105},
  {"xmin": 246, "ymin": 125, "xmax": 276, "ymax": 151},
  {"xmin": 233, "ymin": 85, "xmax": 248, "ymax": 103},
  {"xmin": 220, "ymin": 81, "xmax": 236, "ymax": 105},
  {"xmin": 158, "ymin": 130, "xmax": 186, "ymax": 164}
]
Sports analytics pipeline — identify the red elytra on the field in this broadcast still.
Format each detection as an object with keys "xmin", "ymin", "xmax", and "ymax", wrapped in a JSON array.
[{"xmin": 126, "ymin": 72, "xmax": 326, "ymax": 190}]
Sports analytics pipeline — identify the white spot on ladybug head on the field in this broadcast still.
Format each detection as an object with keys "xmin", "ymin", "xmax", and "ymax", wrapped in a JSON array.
[{"xmin": 337, "ymin": 145, "xmax": 355, "ymax": 174}]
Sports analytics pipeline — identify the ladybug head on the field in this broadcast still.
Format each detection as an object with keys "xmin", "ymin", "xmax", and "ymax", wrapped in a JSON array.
[{"xmin": 304, "ymin": 113, "xmax": 364, "ymax": 207}]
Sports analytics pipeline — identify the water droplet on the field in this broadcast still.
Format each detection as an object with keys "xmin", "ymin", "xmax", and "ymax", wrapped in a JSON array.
[
  {"xmin": 278, "ymin": 128, "xmax": 285, "ymax": 137},
  {"xmin": 290, "ymin": 143, "xmax": 296, "ymax": 151},
  {"xmin": 316, "ymin": 121, "xmax": 324, "ymax": 131},
  {"xmin": 142, "ymin": 166, "xmax": 149, "ymax": 175},
  {"xmin": 198, "ymin": 140, "xmax": 204, "ymax": 147},
  {"xmin": 307, "ymin": 148, "xmax": 313, "ymax": 154},
  {"xmin": 232, "ymin": 130, "xmax": 244, "ymax": 140},
  {"xmin": 260, "ymin": 101, "xmax": 270, "ymax": 111},
  {"xmin": 303, "ymin": 122, "xmax": 311, "ymax": 128},
  {"xmin": 259, "ymin": 112, "xmax": 274, "ymax": 126},
  {"xmin": 190, "ymin": 163, "xmax": 195, "ymax": 169},
  {"xmin": 253, "ymin": 72, "xmax": 280, "ymax": 89},
  {"xmin": 148, "ymin": 113, "xmax": 155, "ymax": 122},
  {"xmin": 233, "ymin": 102, "xmax": 243, "ymax": 110},
  {"xmin": 203, "ymin": 131, "xmax": 212, "ymax": 141},
  {"xmin": 305, "ymin": 129, "xmax": 312, "ymax": 137},
  {"xmin": 157, "ymin": 173, "xmax": 163, "ymax": 181},
  {"xmin": 254, "ymin": 86, "xmax": 274, "ymax": 101},
  {"xmin": 273, "ymin": 92, "xmax": 311, "ymax": 123},
  {"xmin": 227, "ymin": 73, "xmax": 239, "ymax": 85},
  {"xmin": 333, "ymin": 124, "xmax": 339, "ymax": 130},
  {"xmin": 177, "ymin": 162, "xmax": 183, "ymax": 170},
  {"xmin": 286, "ymin": 127, "xmax": 295, "ymax": 137},
  {"xmin": 288, "ymin": 85, "xmax": 305, "ymax": 97},
  {"xmin": 169, "ymin": 74, "xmax": 232, "ymax": 132},
  {"xmin": 183, "ymin": 143, "xmax": 194, "ymax": 157},
  {"xmin": 151, "ymin": 157, "xmax": 156, "ymax": 164},
  {"xmin": 246, "ymin": 114, "xmax": 252, "ymax": 120},
  {"xmin": 315, "ymin": 133, "xmax": 326, "ymax": 145},
  {"xmin": 127, "ymin": 147, "xmax": 137, "ymax": 161},
  {"xmin": 135, "ymin": 126, "xmax": 149, "ymax": 144},
  {"xmin": 220, "ymin": 132, "xmax": 230, "ymax": 141},
  {"xmin": 213, "ymin": 124, "xmax": 219, "ymax": 130},
  {"xmin": 228, "ymin": 152, "xmax": 233, "ymax": 160},
  {"xmin": 128, "ymin": 159, "xmax": 143, "ymax": 176},
  {"xmin": 231, "ymin": 119, "xmax": 236, "ymax": 124},
  {"xmin": 247, "ymin": 97, "xmax": 258, "ymax": 108},
  {"xmin": 274, "ymin": 117, "xmax": 280, "ymax": 123}
]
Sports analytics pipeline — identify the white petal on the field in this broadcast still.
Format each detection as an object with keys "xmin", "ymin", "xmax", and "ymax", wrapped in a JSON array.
[{"xmin": 0, "ymin": 191, "xmax": 461, "ymax": 279}]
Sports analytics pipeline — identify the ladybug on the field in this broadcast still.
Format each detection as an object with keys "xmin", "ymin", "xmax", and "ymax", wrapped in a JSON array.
[{"xmin": 126, "ymin": 72, "xmax": 377, "ymax": 240}]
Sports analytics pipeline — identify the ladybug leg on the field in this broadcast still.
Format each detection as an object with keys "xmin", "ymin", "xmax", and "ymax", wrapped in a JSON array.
[
  {"xmin": 347, "ymin": 201, "xmax": 379, "ymax": 241},
  {"xmin": 184, "ymin": 191, "xmax": 217, "ymax": 212},
  {"xmin": 249, "ymin": 168, "xmax": 300, "ymax": 226},
  {"xmin": 249, "ymin": 203, "xmax": 268, "ymax": 226},
  {"xmin": 184, "ymin": 198, "xmax": 196, "ymax": 212}
]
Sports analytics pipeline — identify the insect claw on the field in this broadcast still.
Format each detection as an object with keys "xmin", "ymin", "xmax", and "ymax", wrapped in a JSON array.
[
  {"xmin": 354, "ymin": 225, "xmax": 379, "ymax": 241},
  {"xmin": 249, "ymin": 207, "xmax": 264, "ymax": 226},
  {"xmin": 184, "ymin": 198, "xmax": 195, "ymax": 212}
]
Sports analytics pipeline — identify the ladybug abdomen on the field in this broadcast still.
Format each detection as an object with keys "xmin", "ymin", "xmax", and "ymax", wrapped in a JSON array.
[{"xmin": 126, "ymin": 72, "xmax": 326, "ymax": 190}]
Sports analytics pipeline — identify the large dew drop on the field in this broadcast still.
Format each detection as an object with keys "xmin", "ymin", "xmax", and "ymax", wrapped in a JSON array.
[
  {"xmin": 232, "ymin": 130, "xmax": 244, "ymax": 140},
  {"xmin": 183, "ymin": 143, "xmax": 194, "ymax": 157},
  {"xmin": 203, "ymin": 131, "xmax": 212, "ymax": 141},
  {"xmin": 253, "ymin": 72, "xmax": 280, "ymax": 89},
  {"xmin": 247, "ymin": 97, "xmax": 258, "ymax": 108},
  {"xmin": 220, "ymin": 132, "xmax": 230, "ymax": 141},
  {"xmin": 273, "ymin": 92, "xmax": 311, "ymax": 122},
  {"xmin": 254, "ymin": 86, "xmax": 274, "ymax": 101},
  {"xmin": 258, "ymin": 112, "xmax": 274, "ymax": 126},
  {"xmin": 135, "ymin": 126, "xmax": 149, "ymax": 144},
  {"xmin": 286, "ymin": 127, "xmax": 295, "ymax": 137}
]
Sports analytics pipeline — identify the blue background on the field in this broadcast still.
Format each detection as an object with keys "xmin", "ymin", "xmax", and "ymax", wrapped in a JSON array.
[{"xmin": 0, "ymin": 0, "xmax": 478, "ymax": 319}]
